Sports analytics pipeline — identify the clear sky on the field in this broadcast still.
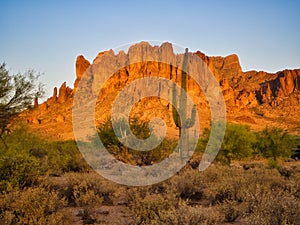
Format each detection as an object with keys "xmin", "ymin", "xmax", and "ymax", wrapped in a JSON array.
[{"xmin": 1, "ymin": 0, "xmax": 300, "ymax": 97}]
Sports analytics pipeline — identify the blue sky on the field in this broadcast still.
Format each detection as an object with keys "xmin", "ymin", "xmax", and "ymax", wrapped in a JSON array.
[{"xmin": 1, "ymin": 0, "xmax": 300, "ymax": 96}]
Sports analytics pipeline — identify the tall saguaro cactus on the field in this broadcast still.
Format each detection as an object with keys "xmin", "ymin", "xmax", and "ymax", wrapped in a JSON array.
[{"xmin": 172, "ymin": 48, "xmax": 196, "ymax": 161}]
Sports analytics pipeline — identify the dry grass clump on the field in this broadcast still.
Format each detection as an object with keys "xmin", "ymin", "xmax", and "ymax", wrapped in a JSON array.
[
  {"xmin": 0, "ymin": 186, "xmax": 68, "ymax": 225},
  {"xmin": 159, "ymin": 204, "xmax": 221, "ymax": 225}
]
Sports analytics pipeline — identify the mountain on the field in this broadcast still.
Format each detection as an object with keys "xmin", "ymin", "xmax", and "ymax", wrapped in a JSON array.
[{"xmin": 20, "ymin": 42, "xmax": 300, "ymax": 140}]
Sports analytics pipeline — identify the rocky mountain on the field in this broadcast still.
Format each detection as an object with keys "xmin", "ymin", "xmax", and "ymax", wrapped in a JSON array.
[{"xmin": 21, "ymin": 42, "xmax": 300, "ymax": 140}]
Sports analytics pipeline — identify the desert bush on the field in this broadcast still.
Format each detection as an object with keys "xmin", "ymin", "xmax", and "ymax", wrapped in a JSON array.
[
  {"xmin": 0, "ymin": 124, "xmax": 43, "ymax": 150},
  {"xmin": 211, "ymin": 178, "xmax": 247, "ymax": 205},
  {"xmin": 71, "ymin": 177, "xmax": 104, "ymax": 225},
  {"xmin": 72, "ymin": 180, "xmax": 104, "ymax": 209},
  {"xmin": 213, "ymin": 184, "xmax": 236, "ymax": 204},
  {"xmin": 0, "ymin": 186, "xmax": 68, "ymax": 225},
  {"xmin": 97, "ymin": 117, "xmax": 175, "ymax": 165},
  {"xmin": 126, "ymin": 168, "xmax": 222, "ymax": 225},
  {"xmin": 172, "ymin": 169, "xmax": 205, "ymax": 203},
  {"xmin": 61, "ymin": 172, "xmax": 118, "ymax": 207},
  {"xmin": 128, "ymin": 191, "xmax": 177, "ymax": 225},
  {"xmin": 162, "ymin": 204, "xmax": 221, "ymax": 225},
  {"xmin": 219, "ymin": 200, "xmax": 240, "ymax": 222}
]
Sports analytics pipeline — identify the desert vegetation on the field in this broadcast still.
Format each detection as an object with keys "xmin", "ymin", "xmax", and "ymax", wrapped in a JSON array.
[{"xmin": 0, "ymin": 120, "xmax": 299, "ymax": 225}]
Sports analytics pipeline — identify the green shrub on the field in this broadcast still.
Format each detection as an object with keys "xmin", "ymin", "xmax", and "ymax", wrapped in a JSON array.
[
  {"xmin": 0, "ymin": 148, "xmax": 40, "ymax": 191},
  {"xmin": 199, "ymin": 123, "xmax": 256, "ymax": 164},
  {"xmin": 219, "ymin": 123, "xmax": 256, "ymax": 163},
  {"xmin": 0, "ymin": 125, "xmax": 42, "ymax": 191},
  {"xmin": 198, "ymin": 124, "xmax": 296, "ymax": 164},
  {"xmin": 44, "ymin": 140, "xmax": 89, "ymax": 174},
  {"xmin": 256, "ymin": 127, "xmax": 296, "ymax": 161}
]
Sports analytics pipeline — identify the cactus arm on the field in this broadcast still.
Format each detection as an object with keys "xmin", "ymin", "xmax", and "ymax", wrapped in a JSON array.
[
  {"xmin": 184, "ymin": 104, "xmax": 196, "ymax": 128},
  {"xmin": 172, "ymin": 83, "xmax": 181, "ymax": 128}
]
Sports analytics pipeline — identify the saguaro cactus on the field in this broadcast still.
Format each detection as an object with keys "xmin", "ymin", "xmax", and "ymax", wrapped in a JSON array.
[{"xmin": 172, "ymin": 48, "xmax": 196, "ymax": 161}]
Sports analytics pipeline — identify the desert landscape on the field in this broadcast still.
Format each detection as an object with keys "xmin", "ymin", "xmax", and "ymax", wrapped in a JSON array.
[
  {"xmin": 1, "ymin": 42, "xmax": 300, "ymax": 224},
  {"xmin": 1, "ymin": 1, "xmax": 300, "ymax": 225}
]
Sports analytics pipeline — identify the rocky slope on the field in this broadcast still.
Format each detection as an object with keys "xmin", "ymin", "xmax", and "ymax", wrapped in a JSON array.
[{"xmin": 21, "ymin": 42, "xmax": 300, "ymax": 140}]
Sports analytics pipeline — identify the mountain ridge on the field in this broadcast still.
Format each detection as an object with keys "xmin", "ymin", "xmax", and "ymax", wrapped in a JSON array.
[{"xmin": 20, "ymin": 42, "xmax": 300, "ymax": 140}]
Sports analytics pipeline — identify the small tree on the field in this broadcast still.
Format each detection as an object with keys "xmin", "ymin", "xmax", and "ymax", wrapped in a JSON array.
[
  {"xmin": 218, "ymin": 123, "xmax": 256, "ymax": 164},
  {"xmin": 257, "ymin": 127, "xmax": 295, "ymax": 161},
  {"xmin": 198, "ymin": 123, "xmax": 256, "ymax": 164},
  {"xmin": 0, "ymin": 63, "xmax": 44, "ymax": 148}
]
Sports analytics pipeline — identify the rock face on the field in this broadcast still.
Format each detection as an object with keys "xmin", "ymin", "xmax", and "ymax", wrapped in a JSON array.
[
  {"xmin": 255, "ymin": 70, "xmax": 300, "ymax": 106},
  {"xmin": 75, "ymin": 55, "xmax": 90, "ymax": 90},
  {"xmin": 57, "ymin": 82, "xmax": 72, "ymax": 103},
  {"xmin": 22, "ymin": 42, "xmax": 300, "ymax": 139}
]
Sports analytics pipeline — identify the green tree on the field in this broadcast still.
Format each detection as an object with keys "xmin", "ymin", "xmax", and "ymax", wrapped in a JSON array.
[
  {"xmin": 0, "ymin": 63, "xmax": 44, "ymax": 148},
  {"xmin": 218, "ymin": 123, "xmax": 256, "ymax": 164},
  {"xmin": 257, "ymin": 127, "xmax": 295, "ymax": 161},
  {"xmin": 198, "ymin": 123, "xmax": 256, "ymax": 164}
]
